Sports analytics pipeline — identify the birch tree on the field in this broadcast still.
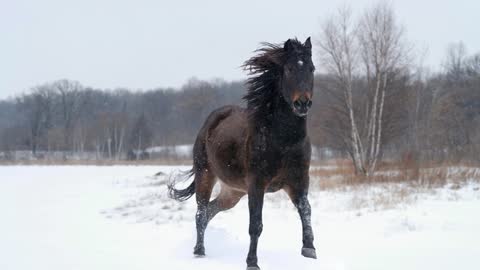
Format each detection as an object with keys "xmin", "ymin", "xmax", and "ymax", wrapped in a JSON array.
[
  {"xmin": 318, "ymin": 6, "xmax": 366, "ymax": 174},
  {"xmin": 318, "ymin": 2, "xmax": 411, "ymax": 175}
]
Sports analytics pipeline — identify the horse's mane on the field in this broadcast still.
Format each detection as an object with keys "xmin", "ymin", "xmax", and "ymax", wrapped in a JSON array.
[{"xmin": 242, "ymin": 39, "xmax": 303, "ymax": 119}]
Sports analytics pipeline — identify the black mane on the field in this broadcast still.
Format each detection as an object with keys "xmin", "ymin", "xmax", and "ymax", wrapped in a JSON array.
[{"xmin": 242, "ymin": 39, "xmax": 304, "ymax": 119}]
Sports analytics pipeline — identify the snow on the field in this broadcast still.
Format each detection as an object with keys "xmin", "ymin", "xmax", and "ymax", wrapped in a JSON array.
[
  {"xmin": 1, "ymin": 145, "xmax": 336, "ymax": 161},
  {"xmin": 146, "ymin": 144, "xmax": 193, "ymax": 158},
  {"xmin": 1, "ymin": 165, "xmax": 479, "ymax": 270},
  {"xmin": 142, "ymin": 144, "xmax": 334, "ymax": 160}
]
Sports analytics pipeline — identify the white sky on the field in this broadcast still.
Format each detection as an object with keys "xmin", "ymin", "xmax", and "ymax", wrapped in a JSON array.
[{"xmin": 1, "ymin": 0, "xmax": 478, "ymax": 98}]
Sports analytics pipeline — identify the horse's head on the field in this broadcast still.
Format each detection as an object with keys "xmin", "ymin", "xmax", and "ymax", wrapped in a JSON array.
[{"xmin": 280, "ymin": 37, "xmax": 315, "ymax": 117}]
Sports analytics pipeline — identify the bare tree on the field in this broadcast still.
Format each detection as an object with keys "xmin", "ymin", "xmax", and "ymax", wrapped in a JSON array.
[
  {"xmin": 52, "ymin": 79, "xmax": 86, "ymax": 157},
  {"xmin": 443, "ymin": 42, "xmax": 467, "ymax": 85},
  {"xmin": 318, "ymin": 2, "xmax": 411, "ymax": 175},
  {"xmin": 317, "ymin": 6, "xmax": 366, "ymax": 173},
  {"xmin": 128, "ymin": 112, "xmax": 152, "ymax": 159},
  {"xmin": 431, "ymin": 44, "xmax": 480, "ymax": 162},
  {"xmin": 357, "ymin": 2, "xmax": 411, "ymax": 174},
  {"xmin": 16, "ymin": 86, "xmax": 55, "ymax": 155}
]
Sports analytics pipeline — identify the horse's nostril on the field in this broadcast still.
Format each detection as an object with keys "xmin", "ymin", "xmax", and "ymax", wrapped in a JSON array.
[{"xmin": 293, "ymin": 100, "xmax": 302, "ymax": 109}]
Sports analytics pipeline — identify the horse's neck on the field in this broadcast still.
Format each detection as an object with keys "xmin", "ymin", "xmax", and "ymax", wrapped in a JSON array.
[
  {"xmin": 273, "ymin": 96, "xmax": 307, "ymax": 144},
  {"xmin": 251, "ymin": 95, "xmax": 307, "ymax": 146}
]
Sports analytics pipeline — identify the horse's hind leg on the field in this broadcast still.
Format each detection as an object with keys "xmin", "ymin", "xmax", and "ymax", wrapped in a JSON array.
[
  {"xmin": 193, "ymin": 170, "xmax": 216, "ymax": 257},
  {"xmin": 207, "ymin": 185, "xmax": 245, "ymax": 222}
]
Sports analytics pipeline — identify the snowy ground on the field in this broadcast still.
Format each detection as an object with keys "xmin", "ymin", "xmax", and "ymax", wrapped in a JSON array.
[{"xmin": 1, "ymin": 166, "xmax": 480, "ymax": 270}]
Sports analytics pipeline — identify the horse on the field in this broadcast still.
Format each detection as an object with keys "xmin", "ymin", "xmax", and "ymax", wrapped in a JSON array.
[{"xmin": 168, "ymin": 37, "xmax": 316, "ymax": 270}]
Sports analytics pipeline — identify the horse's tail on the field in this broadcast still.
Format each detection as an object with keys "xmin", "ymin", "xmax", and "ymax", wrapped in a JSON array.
[{"xmin": 167, "ymin": 169, "xmax": 196, "ymax": 202}]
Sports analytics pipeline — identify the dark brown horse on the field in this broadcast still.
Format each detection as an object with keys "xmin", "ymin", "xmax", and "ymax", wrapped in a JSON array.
[{"xmin": 168, "ymin": 37, "xmax": 316, "ymax": 270}]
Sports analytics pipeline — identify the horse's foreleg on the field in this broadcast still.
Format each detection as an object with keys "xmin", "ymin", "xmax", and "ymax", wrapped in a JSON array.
[
  {"xmin": 288, "ymin": 188, "xmax": 316, "ymax": 259},
  {"xmin": 296, "ymin": 193, "xmax": 316, "ymax": 258},
  {"xmin": 246, "ymin": 183, "xmax": 265, "ymax": 270}
]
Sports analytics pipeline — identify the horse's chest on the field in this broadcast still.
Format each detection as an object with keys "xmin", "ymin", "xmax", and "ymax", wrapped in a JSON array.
[
  {"xmin": 250, "ymin": 130, "xmax": 307, "ymax": 176},
  {"xmin": 250, "ymin": 147, "xmax": 293, "ymax": 177}
]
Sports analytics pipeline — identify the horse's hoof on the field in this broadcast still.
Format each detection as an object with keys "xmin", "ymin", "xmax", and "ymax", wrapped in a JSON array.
[
  {"xmin": 301, "ymin": 247, "xmax": 317, "ymax": 259},
  {"xmin": 246, "ymin": 267, "xmax": 261, "ymax": 270},
  {"xmin": 193, "ymin": 246, "xmax": 205, "ymax": 257}
]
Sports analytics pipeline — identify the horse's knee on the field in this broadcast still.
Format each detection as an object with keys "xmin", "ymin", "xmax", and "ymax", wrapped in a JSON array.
[
  {"xmin": 249, "ymin": 220, "xmax": 263, "ymax": 237},
  {"xmin": 297, "ymin": 198, "xmax": 311, "ymax": 215},
  {"xmin": 196, "ymin": 205, "xmax": 208, "ymax": 226},
  {"xmin": 247, "ymin": 184, "xmax": 265, "ymax": 237},
  {"xmin": 248, "ymin": 202, "xmax": 264, "ymax": 237}
]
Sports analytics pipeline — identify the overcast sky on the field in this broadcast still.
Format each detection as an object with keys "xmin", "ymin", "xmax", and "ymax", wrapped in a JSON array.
[{"xmin": 1, "ymin": 0, "xmax": 478, "ymax": 98}]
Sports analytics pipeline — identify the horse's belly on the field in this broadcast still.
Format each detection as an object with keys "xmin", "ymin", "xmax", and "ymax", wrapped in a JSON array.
[{"xmin": 206, "ymin": 110, "xmax": 248, "ymax": 191}]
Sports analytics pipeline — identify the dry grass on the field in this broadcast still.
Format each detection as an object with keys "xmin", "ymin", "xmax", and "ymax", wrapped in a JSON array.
[
  {"xmin": 310, "ymin": 159, "xmax": 480, "ymax": 210},
  {"xmin": 311, "ymin": 159, "xmax": 480, "ymax": 191}
]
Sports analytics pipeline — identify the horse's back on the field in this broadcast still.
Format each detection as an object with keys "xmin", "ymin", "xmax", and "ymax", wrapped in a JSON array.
[{"xmin": 198, "ymin": 105, "xmax": 248, "ymax": 190}]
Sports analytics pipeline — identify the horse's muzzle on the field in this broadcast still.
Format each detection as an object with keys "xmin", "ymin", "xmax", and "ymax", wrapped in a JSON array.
[{"xmin": 292, "ymin": 95, "xmax": 312, "ymax": 117}]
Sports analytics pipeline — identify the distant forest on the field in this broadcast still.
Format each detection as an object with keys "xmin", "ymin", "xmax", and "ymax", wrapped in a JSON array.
[
  {"xmin": 1, "ymin": 45, "xmax": 479, "ymax": 163},
  {"xmin": 0, "ymin": 78, "xmax": 245, "ymax": 160},
  {"xmin": 1, "ymin": 5, "xmax": 479, "ymax": 165}
]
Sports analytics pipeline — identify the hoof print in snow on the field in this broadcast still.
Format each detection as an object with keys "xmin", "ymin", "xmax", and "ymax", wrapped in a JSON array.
[
  {"xmin": 301, "ymin": 247, "xmax": 317, "ymax": 259},
  {"xmin": 246, "ymin": 266, "xmax": 261, "ymax": 270}
]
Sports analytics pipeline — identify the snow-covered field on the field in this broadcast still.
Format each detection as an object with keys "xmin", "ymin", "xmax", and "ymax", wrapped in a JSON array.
[{"xmin": 1, "ymin": 166, "xmax": 480, "ymax": 270}]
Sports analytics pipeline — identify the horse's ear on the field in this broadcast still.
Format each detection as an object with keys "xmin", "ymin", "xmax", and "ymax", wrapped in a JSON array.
[
  {"xmin": 304, "ymin": 37, "xmax": 312, "ymax": 50},
  {"xmin": 284, "ymin": 39, "xmax": 294, "ymax": 52}
]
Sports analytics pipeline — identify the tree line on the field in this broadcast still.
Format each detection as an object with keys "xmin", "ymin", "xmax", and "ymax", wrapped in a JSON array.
[
  {"xmin": 311, "ymin": 3, "xmax": 480, "ymax": 175},
  {"xmin": 0, "ymin": 78, "xmax": 244, "ymax": 160},
  {"xmin": 0, "ymin": 3, "xmax": 479, "ymax": 173}
]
